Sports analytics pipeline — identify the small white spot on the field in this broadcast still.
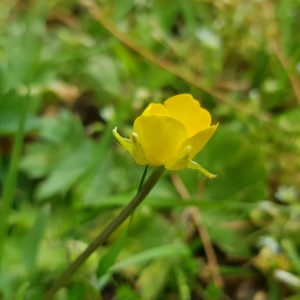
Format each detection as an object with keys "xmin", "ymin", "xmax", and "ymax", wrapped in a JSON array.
[
  {"xmin": 100, "ymin": 105, "xmax": 115, "ymax": 121},
  {"xmin": 274, "ymin": 270, "xmax": 300, "ymax": 288},
  {"xmin": 196, "ymin": 28, "xmax": 221, "ymax": 49},
  {"xmin": 132, "ymin": 132, "xmax": 138, "ymax": 137}
]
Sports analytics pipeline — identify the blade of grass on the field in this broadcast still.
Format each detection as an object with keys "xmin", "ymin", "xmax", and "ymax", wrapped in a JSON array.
[
  {"xmin": 175, "ymin": 266, "xmax": 191, "ymax": 300},
  {"xmin": 96, "ymin": 230, "xmax": 128, "ymax": 279},
  {"xmin": 282, "ymin": 239, "xmax": 300, "ymax": 275},
  {"xmin": 16, "ymin": 282, "xmax": 30, "ymax": 300},
  {"xmin": 0, "ymin": 88, "xmax": 30, "ymax": 267},
  {"xmin": 23, "ymin": 205, "xmax": 50, "ymax": 276},
  {"xmin": 109, "ymin": 243, "xmax": 190, "ymax": 273}
]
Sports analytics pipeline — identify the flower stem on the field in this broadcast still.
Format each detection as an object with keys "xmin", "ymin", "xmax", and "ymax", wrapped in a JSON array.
[
  {"xmin": 44, "ymin": 165, "xmax": 165, "ymax": 300},
  {"xmin": 138, "ymin": 164, "xmax": 148, "ymax": 192}
]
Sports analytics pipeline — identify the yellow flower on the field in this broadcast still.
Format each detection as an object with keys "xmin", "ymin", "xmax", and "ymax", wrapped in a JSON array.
[{"xmin": 113, "ymin": 94, "xmax": 218, "ymax": 178}]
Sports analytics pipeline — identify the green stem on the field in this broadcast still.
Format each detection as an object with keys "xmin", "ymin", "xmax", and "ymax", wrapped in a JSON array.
[
  {"xmin": 44, "ymin": 165, "xmax": 165, "ymax": 300},
  {"xmin": 0, "ymin": 90, "xmax": 30, "ymax": 267},
  {"xmin": 138, "ymin": 164, "xmax": 148, "ymax": 192}
]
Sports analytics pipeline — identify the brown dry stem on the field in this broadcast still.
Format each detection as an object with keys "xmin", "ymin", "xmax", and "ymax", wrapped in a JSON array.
[{"xmin": 170, "ymin": 174, "xmax": 223, "ymax": 288}]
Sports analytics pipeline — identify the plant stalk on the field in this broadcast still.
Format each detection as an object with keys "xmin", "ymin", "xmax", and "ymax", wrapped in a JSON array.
[{"xmin": 44, "ymin": 165, "xmax": 165, "ymax": 299}]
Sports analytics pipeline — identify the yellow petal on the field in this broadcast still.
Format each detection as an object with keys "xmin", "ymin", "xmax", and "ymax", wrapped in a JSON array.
[
  {"xmin": 134, "ymin": 115, "xmax": 189, "ymax": 165},
  {"xmin": 188, "ymin": 161, "xmax": 217, "ymax": 179},
  {"xmin": 112, "ymin": 127, "xmax": 132, "ymax": 153},
  {"xmin": 142, "ymin": 103, "xmax": 170, "ymax": 116},
  {"xmin": 164, "ymin": 94, "xmax": 212, "ymax": 136},
  {"xmin": 178, "ymin": 124, "xmax": 218, "ymax": 159},
  {"xmin": 129, "ymin": 132, "xmax": 149, "ymax": 165},
  {"xmin": 164, "ymin": 146, "xmax": 192, "ymax": 170}
]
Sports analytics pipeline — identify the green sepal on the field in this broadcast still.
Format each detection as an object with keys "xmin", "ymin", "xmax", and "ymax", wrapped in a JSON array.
[
  {"xmin": 188, "ymin": 161, "xmax": 217, "ymax": 179},
  {"xmin": 129, "ymin": 132, "xmax": 148, "ymax": 165},
  {"xmin": 112, "ymin": 127, "xmax": 132, "ymax": 153},
  {"xmin": 165, "ymin": 146, "xmax": 192, "ymax": 170}
]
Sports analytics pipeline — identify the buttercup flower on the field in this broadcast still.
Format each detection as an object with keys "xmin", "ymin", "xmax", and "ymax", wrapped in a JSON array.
[{"xmin": 113, "ymin": 94, "xmax": 218, "ymax": 178}]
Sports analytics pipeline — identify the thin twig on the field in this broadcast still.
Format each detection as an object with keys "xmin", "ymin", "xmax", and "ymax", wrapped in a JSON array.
[
  {"xmin": 272, "ymin": 45, "xmax": 300, "ymax": 105},
  {"xmin": 263, "ymin": 0, "xmax": 300, "ymax": 106},
  {"xmin": 170, "ymin": 174, "xmax": 223, "ymax": 288}
]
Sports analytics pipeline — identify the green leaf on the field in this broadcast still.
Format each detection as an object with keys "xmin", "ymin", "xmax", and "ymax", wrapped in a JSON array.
[
  {"xmin": 16, "ymin": 282, "xmax": 30, "ymax": 300},
  {"xmin": 202, "ymin": 210, "xmax": 251, "ymax": 256},
  {"xmin": 219, "ymin": 265, "xmax": 256, "ymax": 277},
  {"xmin": 22, "ymin": 205, "xmax": 50, "ymax": 275},
  {"xmin": 114, "ymin": 0, "xmax": 135, "ymax": 21},
  {"xmin": 37, "ymin": 139, "xmax": 95, "ymax": 199},
  {"xmin": 0, "ymin": 91, "xmax": 39, "ymax": 136},
  {"xmin": 85, "ymin": 56, "xmax": 121, "ymax": 95},
  {"xmin": 194, "ymin": 125, "xmax": 267, "ymax": 202},
  {"xmin": 110, "ymin": 243, "xmax": 190, "ymax": 273},
  {"xmin": 175, "ymin": 266, "xmax": 191, "ymax": 300},
  {"xmin": 116, "ymin": 285, "xmax": 140, "ymax": 300},
  {"xmin": 96, "ymin": 230, "xmax": 128, "ymax": 278},
  {"xmin": 137, "ymin": 260, "xmax": 171, "ymax": 300}
]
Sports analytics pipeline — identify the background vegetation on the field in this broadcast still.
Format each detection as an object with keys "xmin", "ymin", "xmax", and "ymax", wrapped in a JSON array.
[{"xmin": 0, "ymin": 0, "xmax": 300, "ymax": 299}]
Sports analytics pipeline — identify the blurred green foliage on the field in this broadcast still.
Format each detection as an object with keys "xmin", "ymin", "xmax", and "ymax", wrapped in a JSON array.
[{"xmin": 0, "ymin": 0, "xmax": 300, "ymax": 299}]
